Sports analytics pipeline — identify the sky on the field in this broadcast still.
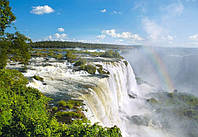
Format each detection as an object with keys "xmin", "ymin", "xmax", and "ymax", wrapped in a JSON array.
[{"xmin": 8, "ymin": 0, "xmax": 198, "ymax": 47}]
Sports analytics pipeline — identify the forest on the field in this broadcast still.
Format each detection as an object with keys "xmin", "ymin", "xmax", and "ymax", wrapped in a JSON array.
[{"xmin": 31, "ymin": 41, "xmax": 136, "ymax": 49}]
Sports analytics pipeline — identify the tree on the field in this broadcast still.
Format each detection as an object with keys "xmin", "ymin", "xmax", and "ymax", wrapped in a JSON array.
[
  {"xmin": 0, "ymin": 0, "xmax": 31, "ymax": 69},
  {"xmin": 0, "ymin": 0, "xmax": 16, "ymax": 36}
]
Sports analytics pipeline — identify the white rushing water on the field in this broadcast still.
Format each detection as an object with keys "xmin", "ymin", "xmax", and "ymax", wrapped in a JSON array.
[{"xmin": 7, "ymin": 57, "xmax": 177, "ymax": 137}]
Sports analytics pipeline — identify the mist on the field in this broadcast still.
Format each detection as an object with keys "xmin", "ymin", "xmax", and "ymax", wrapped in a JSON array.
[{"xmin": 122, "ymin": 46, "xmax": 198, "ymax": 96}]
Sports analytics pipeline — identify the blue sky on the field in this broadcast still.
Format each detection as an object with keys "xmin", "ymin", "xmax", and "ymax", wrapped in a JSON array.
[{"xmin": 8, "ymin": 0, "xmax": 198, "ymax": 47}]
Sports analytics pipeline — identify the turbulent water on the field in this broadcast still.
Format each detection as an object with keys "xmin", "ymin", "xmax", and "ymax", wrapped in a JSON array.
[{"xmin": 7, "ymin": 47, "xmax": 198, "ymax": 137}]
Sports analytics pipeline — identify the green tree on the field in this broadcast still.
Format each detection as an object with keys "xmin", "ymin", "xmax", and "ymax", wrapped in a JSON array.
[
  {"xmin": 0, "ymin": 0, "xmax": 16, "ymax": 36},
  {"xmin": 0, "ymin": 0, "xmax": 31, "ymax": 69}
]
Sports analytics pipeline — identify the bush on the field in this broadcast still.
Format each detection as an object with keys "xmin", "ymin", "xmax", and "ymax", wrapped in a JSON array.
[
  {"xmin": 100, "ymin": 50, "xmax": 121, "ymax": 58},
  {"xmin": 80, "ymin": 64, "xmax": 96, "ymax": 74},
  {"xmin": 33, "ymin": 75, "xmax": 44, "ymax": 82},
  {"xmin": 52, "ymin": 106, "xmax": 58, "ymax": 112},
  {"xmin": 54, "ymin": 53, "xmax": 63, "ymax": 60},
  {"xmin": 66, "ymin": 51, "xmax": 77, "ymax": 62},
  {"xmin": 74, "ymin": 58, "xmax": 87, "ymax": 66},
  {"xmin": 58, "ymin": 100, "xmax": 67, "ymax": 107},
  {"xmin": 123, "ymin": 61, "xmax": 128, "ymax": 66},
  {"xmin": 0, "ymin": 69, "xmax": 59, "ymax": 137}
]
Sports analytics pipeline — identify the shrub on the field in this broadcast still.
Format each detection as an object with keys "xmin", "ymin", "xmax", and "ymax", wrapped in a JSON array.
[
  {"xmin": 80, "ymin": 64, "xmax": 96, "ymax": 74},
  {"xmin": 33, "ymin": 75, "xmax": 44, "ymax": 82},
  {"xmin": 74, "ymin": 58, "xmax": 87, "ymax": 66},
  {"xmin": 52, "ymin": 106, "xmax": 58, "ymax": 112},
  {"xmin": 55, "ymin": 53, "xmax": 63, "ymax": 60},
  {"xmin": 58, "ymin": 100, "xmax": 67, "ymax": 107},
  {"xmin": 123, "ymin": 61, "xmax": 128, "ymax": 66},
  {"xmin": 66, "ymin": 51, "xmax": 77, "ymax": 62},
  {"xmin": 100, "ymin": 50, "xmax": 121, "ymax": 58}
]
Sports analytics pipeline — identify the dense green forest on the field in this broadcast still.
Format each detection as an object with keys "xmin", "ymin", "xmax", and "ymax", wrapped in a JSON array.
[
  {"xmin": 0, "ymin": 0, "xmax": 122, "ymax": 136},
  {"xmin": 31, "ymin": 41, "xmax": 137, "ymax": 49}
]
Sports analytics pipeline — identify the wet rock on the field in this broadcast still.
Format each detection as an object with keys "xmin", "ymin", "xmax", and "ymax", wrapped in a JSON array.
[
  {"xmin": 129, "ymin": 93, "xmax": 137, "ymax": 99},
  {"xmin": 130, "ymin": 115, "xmax": 149, "ymax": 126}
]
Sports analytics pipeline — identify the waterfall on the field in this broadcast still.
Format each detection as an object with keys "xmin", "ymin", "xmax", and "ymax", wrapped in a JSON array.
[
  {"xmin": 17, "ymin": 57, "xmax": 139, "ymax": 137},
  {"xmin": 79, "ymin": 60, "xmax": 139, "ymax": 137}
]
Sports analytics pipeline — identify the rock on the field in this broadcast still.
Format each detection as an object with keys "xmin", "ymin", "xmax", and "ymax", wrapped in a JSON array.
[
  {"xmin": 128, "ymin": 93, "xmax": 137, "ymax": 99},
  {"xmin": 130, "ymin": 115, "xmax": 149, "ymax": 126}
]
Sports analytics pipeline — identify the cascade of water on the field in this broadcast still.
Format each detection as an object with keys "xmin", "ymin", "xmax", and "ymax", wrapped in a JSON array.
[{"xmin": 79, "ymin": 60, "xmax": 139, "ymax": 137}]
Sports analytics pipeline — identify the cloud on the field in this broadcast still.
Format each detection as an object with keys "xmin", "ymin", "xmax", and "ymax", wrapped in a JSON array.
[
  {"xmin": 112, "ymin": 10, "xmax": 122, "ymax": 15},
  {"xmin": 48, "ymin": 33, "xmax": 67, "ymax": 41},
  {"xmin": 162, "ymin": 2, "xmax": 184, "ymax": 16},
  {"xmin": 57, "ymin": 28, "xmax": 64, "ymax": 32},
  {"xmin": 31, "ymin": 5, "xmax": 54, "ymax": 15},
  {"xmin": 142, "ymin": 18, "xmax": 174, "ymax": 42},
  {"xmin": 100, "ymin": 9, "xmax": 107, "ymax": 13},
  {"xmin": 189, "ymin": 34, "xmax": 198, "ymax": 40},
  {"xmin": 96, "ymin": 34, "xmax": 106, "ymax": 39},
  {"xmin": 101, "ymin": 29, "xmax": 143, "ymax": 41}
]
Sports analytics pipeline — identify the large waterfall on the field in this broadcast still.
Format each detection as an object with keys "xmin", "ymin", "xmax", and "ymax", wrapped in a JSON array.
[
  {"xmin": 79, "ymin": 61, "xmax": 139, "ymax": 136},
  {"xmin": 9, "ymin": 57, "xmax": 175, "ymax": 137}
]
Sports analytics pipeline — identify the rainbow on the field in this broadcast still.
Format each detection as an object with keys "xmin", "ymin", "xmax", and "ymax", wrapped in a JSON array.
[{"xmin": 144, "ymin": 47, "xmax": 174, "ymax": 91}]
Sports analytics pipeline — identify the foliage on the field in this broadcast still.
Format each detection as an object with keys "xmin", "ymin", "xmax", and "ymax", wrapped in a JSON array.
[
  {"xmin": 0, "ymin": 1, "xmax": 32, "ymax": 69},
  {"xmin": 33, "ymin": 75, "xmax": 44, "ymax": 82},
  {"xmin": 96, "ymin": 64, "xmax": 110, "ymax": 75},
  {"xmin": 58, "ymin": 100, "xmax": 67, "ymax": 107},
  {"xmin": 100, "ymin": 50, "xmax": 122, "ymax": 58},
  {"xmin": 61, "ymin": 120, "xmax": 122, "ymax": 137},
  {"xmin": 0, "ymin": 31, "xmax": 32, "ymax": 69},
  {"xmin": 0, "ymin": 0, "xmax": 16, "ymax": 35},
  {"xmin": 0, "ymin": 69, "xmax": 59, "ymax": 137},
  {"xmin": 0, "ymin": 69, "xmax": 123, "ymax": 136},
  {"xmin": 65, "ymin": 51, "xmax": 77, "ymax": 62},
  {"xmin": 123, "ymin": 61, "xmax": 128, "ymax": 66},
  {"xmin": 74, "ymin": 58, "xmax": 87, "ymax": 66},
  {"xmin": 31, "ymin": 41, "xmax": 133, "ymax": 50},
  {"xmin": 80, "ymin": 64, "xmax": 96, "ymax": 74}
]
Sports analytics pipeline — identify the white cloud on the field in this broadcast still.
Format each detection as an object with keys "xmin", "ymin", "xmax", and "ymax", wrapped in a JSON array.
[
  {"xmin": 100, "ymin": 9, "xmax": 107, "ymax": 13},
  {"xmin": 189, "ymin": 34, "xmax": 198, "ymax": 40},
  {"xmin": 96, "ymin": 34, "xmax": 106, "ymax": 39},
  {"xmin": 31, "ymin": 5, "xmax": 54, "ymax": 15},
  {"xmin": 58, "ymin": 28, "xmax": 64, "ymax": 32},
  {"xmin": 101, "ymin": 29, "xmax": 143, "ymax": 41},
  {"xmin": 142, "ymin": 18, "xmax": 174, "ymax": 42},
  {"xmin": 112, "ymin": 10, "xmax": 122, "ymax": 15},
  {"xmin": 162, "ymin": 2, "xmax": 184, "ymax": 16},
  {"xmin": 48, "ymin": 33, "xmax": 67, "ymax": 41}
]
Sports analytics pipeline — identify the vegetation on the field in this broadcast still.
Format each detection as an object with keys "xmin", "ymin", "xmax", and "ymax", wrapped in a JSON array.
[
  {"xmin": 0, "ymin": 69, "xmax": 122, "ymax": 136},
  {"xmin": 96, "ymin": 64, "xmax": 110, "ymax": 75},
  {"xmin": 148, "ymin": 92, "xmax": 198, "ymax": 120},
  {"xmin": 100, "ymin": 50, "xmax": 122, "ymax": 58},
  {"xmin": 0, "ymin": 0, "xmax": 16, "ymax": 35},
  {"xmin": 65, "ymin": 51, "xmax": 77, "ymax": 62},
  {"xmin": 123, "ymin": 61, "xmax": 128, "ymax": 66},
  {"xmin": 80, "ymin": 64, "xmax": 97, "ymax": 74},
  {"xmin": 33, "ymin": 75, "xmax": 44, "ymax": 82},
  {"xmin": 74, "ymin": 58, "xmax": 87, "ymax": 66},
  {"xmin": 30, "ymin": 41, "xmax": 134, "ymax": 50},
  {"xmin": 0, "ymin": 0, "xmax": 32, "ymax": 69}
]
